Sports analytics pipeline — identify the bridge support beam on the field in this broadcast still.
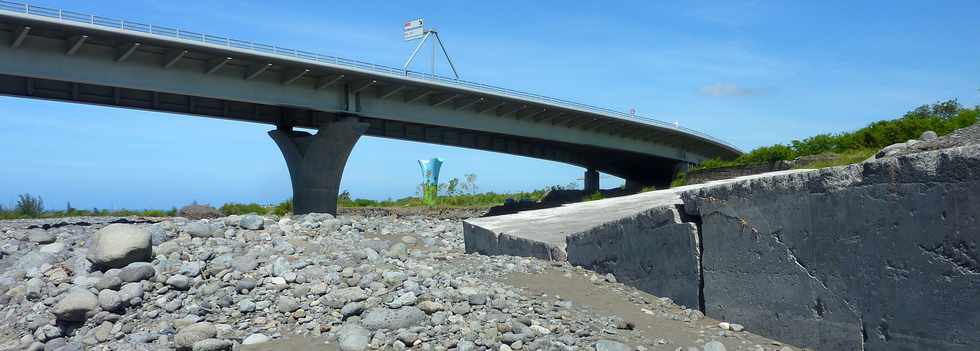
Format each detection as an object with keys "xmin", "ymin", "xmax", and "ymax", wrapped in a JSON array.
[
  {"xmin": 269, "ymin": 118, "xmax": 369, "ymax": 215},
  {"xmin": 584, "ymin": 168, "xmax": 600, "ymax": 194}
]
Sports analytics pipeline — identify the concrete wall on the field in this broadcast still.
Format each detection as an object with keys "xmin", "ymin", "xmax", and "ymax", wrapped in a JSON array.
[
  {"xmin": 465, "ymin": 145, "xmax": 980, "ymax": 350},
  {"xmin": 681, "ymin": 145, "xmax": 980, "ymax": 350},
  {"xmin": 565, "ymin": 205, "xmax": 702, "ymax": 309},
  {"xmin": 685, "ymin": 162, "xmax": 791, "ymax": 185}
]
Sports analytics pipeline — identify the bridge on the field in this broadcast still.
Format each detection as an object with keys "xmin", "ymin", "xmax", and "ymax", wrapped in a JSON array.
[{"xmin": 0, "ymin": 2, "xmax": 741, "ymax": 214}]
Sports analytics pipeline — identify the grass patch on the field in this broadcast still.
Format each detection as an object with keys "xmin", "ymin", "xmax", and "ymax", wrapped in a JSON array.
[
  {"xmin": 792, "ymin": 149, "xmax": 878, "ymax": 169},
  {"xmin": 696, "ymin": 99, "xmax": 978, "ymax": 171}
]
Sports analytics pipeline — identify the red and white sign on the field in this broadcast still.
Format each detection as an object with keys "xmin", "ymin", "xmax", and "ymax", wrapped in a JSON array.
[{"xmin": 404, "ymin": 18, "xmax": 425, "ymax": 41}]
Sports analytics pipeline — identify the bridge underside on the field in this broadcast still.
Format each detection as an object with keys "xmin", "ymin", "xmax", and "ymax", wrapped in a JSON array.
[
  {"xmin": 0, "ymin": 73, "xmax": 684, "ymax": 213},
  {"xmin": 0, "ymin": 12, "xmax": 732, "ymax": 214}
]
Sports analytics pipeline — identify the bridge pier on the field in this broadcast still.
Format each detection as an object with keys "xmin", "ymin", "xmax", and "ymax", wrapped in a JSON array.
[
  {"xmin": 624, "ymin": 179, "xmax": 644, "ymax": 193},
  {"xmin": 584, "ymin": 168, "xmax": 600, "ymax": 194},
  {"xmin": 269, "ymin": 118, "xmax": 369, "ymax": 215}
]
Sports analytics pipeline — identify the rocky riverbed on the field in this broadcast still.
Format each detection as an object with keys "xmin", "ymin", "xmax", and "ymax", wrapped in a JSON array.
[{"xmin": 0, "ymin": 214, "xmax": 797, "ymax": 351}]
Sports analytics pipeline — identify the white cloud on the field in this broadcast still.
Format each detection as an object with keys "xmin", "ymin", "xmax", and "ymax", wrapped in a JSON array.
[{"xmin": 699, "ymin": 83, "xmax": 761, "ymax": 97}]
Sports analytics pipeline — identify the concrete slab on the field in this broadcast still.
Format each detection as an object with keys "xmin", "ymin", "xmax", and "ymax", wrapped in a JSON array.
[{"xmin": 463, "ymin": 169, "xmax": 809, "ymax": 261}]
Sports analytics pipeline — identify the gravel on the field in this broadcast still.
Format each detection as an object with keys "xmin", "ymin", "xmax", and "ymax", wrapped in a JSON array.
[{"xmin": 0, "ymin": 213, "xmax": 786, "ymax": 350}]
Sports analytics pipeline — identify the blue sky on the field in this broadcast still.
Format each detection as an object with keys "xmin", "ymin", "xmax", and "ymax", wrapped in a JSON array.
[{"xmin": 1, "ymin": 1, "xmax": 978, "ymax": 210}]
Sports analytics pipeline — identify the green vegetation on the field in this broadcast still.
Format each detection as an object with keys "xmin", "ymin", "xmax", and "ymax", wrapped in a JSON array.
[
  {"xmin": 15, "ymin": 193, "xmax": 44, "ymax": 218},
  {"xmin": 272, "ymin": 198, "xmax": 293, "ymax": 216},
  {"xmin": 673, "ymin": 99, "xmax": 979, "ymax": 187},
  {"xmin": 0, "ymin": 196, "xmax": 178, "ymax": 220},
  {"xmin": 219, "ymin": 202, "xmax": 268, "ymax": 215},
  {"xmin": 336, "ymin": 173, "xmax": 563, "ymax": 209},
  {"xmin": 583, "ymin": 192, "xmax": 605, "ymax": 201},
  {"xmin": 0, "ymin": 171, "xmax": 583, "ymax": 219}
]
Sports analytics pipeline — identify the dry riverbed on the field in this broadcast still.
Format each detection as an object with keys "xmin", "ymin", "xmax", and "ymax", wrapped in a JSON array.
[{"xmin": 0, "ymin": 214, "xmax": 799, "ymax": 350}]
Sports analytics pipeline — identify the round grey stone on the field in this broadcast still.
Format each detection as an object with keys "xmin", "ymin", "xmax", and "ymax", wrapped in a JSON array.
[
  {"xmin": 51, "ymin": 288, "xmax": 98, "ymax": 322},
  {"xmin": 595, "ymin": 340, "xmax": 629, "ymax": 351},
  {"xmin": 87, "ymin": 224, "xmax": 152, "ymax": 271},
  {"xmin": 361, "ymin": 307, "xmax": 426, "ymax": 330},
  {"xmin": 97, "ymin": 289, "xmax": 123, "ymax": 312},
  {"xmin": 337, "ymin": 324, "xmax": 371, "ymax": 351},
  {"xmin": 277, "ymin": 296, "xmax": 300, "ymax": 313},
  {"xmin": 239, "ymin": 215, "xmax": 264, "ymax": 230},
  {"xmin": 27, "ymin": 230, "xmax": 55, "ymax": 244},
  {"xmin": 242, "ymin": 333, "xmax": 270, "ymax": 345},
  {"xmin": 185, "ymin": 221, "xmax": 214, "ymax": 238},
  {"xmin": 191, "ymin": 338, "xmax": 233, "ymax": 351},
  {"xmin": 704, "ymin": 341, "xmax": 727, "ymax": 351},
  {"xmin": 118, "ymin": 262, "xmax": 156, "ymax": 282}
]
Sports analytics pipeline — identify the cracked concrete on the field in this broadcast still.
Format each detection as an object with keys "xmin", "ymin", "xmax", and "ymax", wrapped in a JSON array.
[{"xmin": 464, "ymin": 144, "xmax": 980, "ymax": 350}]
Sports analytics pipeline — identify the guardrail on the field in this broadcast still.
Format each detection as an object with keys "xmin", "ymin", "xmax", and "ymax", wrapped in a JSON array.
[{"xmin": 0, "ymin": 0, "xmax": 739, "ymax": 152}]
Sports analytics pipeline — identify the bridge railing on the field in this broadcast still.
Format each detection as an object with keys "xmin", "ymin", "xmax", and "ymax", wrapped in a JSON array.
[{"xmin": 0, "ymin": 0, "xmax": 739, "ymax": 152}]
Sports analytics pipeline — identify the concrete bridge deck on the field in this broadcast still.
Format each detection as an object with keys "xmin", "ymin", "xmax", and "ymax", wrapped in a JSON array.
[{"xmin": 0, "ymin": 1, "xmax": 741, "ymax": 213}]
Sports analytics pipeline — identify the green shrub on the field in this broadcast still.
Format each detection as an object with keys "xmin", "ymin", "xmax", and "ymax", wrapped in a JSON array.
[
  {"xmin": 670, "ymin": 172, "xmax": 687, "ymax": 188},
  {"xmin": 583, "ymin": 192, "xmax": 605, "ymax": 201},
  {"xmin": 220, "ymin": 202, "xmax": 268, "ymax": 215},
  {"xmin": 273, "ymin": 198, "xmax": 293, "ymax": 216},
  {"xmin": 697, "ymin": 99, "xmax": 978, "ymax": 171},
  {"xmin": 15, "ymin": 193, "xmax": 43, "ymax": 218}
]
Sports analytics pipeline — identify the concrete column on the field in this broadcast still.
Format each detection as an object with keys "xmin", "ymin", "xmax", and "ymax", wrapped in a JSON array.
[
  {"xmin": 624, "ymin": 179, "xmax": 644, "ymax": 193},
  {"xmin": 584, "ymin": 168, "xmax": 600, "ymax": 194},
  {"xmin": 269, "ymin": 117, "xmax": 368, "ymax": 215}
]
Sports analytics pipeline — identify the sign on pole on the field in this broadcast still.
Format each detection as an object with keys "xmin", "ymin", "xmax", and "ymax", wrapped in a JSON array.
[{"xmin": 403, "ymin": 18, "xmax": 425, "ymax": 41}]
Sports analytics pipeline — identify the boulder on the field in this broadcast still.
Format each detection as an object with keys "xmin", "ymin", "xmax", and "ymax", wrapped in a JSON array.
[
  {"xmin": 337, "ymin": 324, "xmax": 371, "ymax": 351},
  {"xmin": 191, "ymin": 338, "xmax": 232, "ymax": 351},
  {"xmin": 703, "ymin": 341, "xmax": 727, "ymax": 351},
  {"xmin": 361, "ymin": 307, "xmax": 426, "ymax": 330},
  {"xmin": 174, "ymin": 322, "xmax": 217, "ymax": 349},
  {"xmin": 239, "ymin": 215, "xmax": 264, "ymax": 230},
  {"xmin": 98, "ymin": 289, "xmax": 123, "ymax": 312},
  {"xmin": 86, "ymin": 224, "xmax": 152, "ymax": 271},
  {"xmin": 51, "ymin": 288, "xmax": 98, "ymax": 322},
  {"xmin": 185, "ymin": 221, "xmax": 214, "ymax": 238},
  {"xmin": 118, "ymin": 262, "xmax": 156, "ymax": 282},
  {"xmin": 242, "ymin": 333, "xmax": 270, "ymax": 345},
  {"xmin": 27, "ymin": 230, "xmax": 55, "ymax": 244},
  {"xmin": 594, "ymin": 340, "xmax": 629, "ymax": 351}
]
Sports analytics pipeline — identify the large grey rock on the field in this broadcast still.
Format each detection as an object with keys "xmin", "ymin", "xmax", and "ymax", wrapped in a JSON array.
[
  {"xmin": 361, "ymin": 307, "xmax": 426, "ymax": 330},
  {"xmin": 329, "ymin": 287, "xmax": 368, "ymax": 303},
  {"xmin": 337, "ymin": 324, "xmax": 371, "ymax": 351},
  {"xmin": 277, "ymin": 296, "xmax": 300, "ymax": 313},
  {"xmin": 185, "ymin": 221, "xmax": 214, "ymax": 238},
  {"xmin": 118, "ymin": 262, "xmax": 156, "ymax": 282},
  {"xmin": 38, "ymin": 242, "xmax": 65, "ymax": 254},
  {"xmin": 27, "ymin": 230, "xmax": 55, "ymax": 244},
  {"xmin": 242, "ymin": 333, "xmax": 270, "ymax": 345},
  {"xmin": 191, "ymin": 339, "xmax": 232, "ymax": 351},
  {"xmin": 118, "ymin": 282, "xmax": 144, "ymax": 303},
  {"xmin": 167, "ymin": 274, "xmax": 191, "ymax": 290},
  {"xmin": 703, "ymin": 341, "xmax": 726, "ymax": 351},
  {"xmin": 86, "ymin": 224, "xmax": 152, "ymax": 271},
  {"xmin": 920, "ymin": 130, "xmax": 938, "ymax": 141},
  {"xmin": 239, "ymin": 215, "xmax": 264, "ymax": 230},
  {"xmin": 174, "ymin": 322, "xmax": 217, "ymax": 349},
  {"xmin": 875, "ymin": 142, "xmax": 908, "ymax": 158},
  {"xmin": 51, "ymin": 288, "xmax": 98, "ymax": 322},
  {"xmin": 594, "ymin": 340, "xmax": 629, "ymax": 351},
  {"xmin": 97, "ymin": 289, "xmax": 123, "ymax": 312}
]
